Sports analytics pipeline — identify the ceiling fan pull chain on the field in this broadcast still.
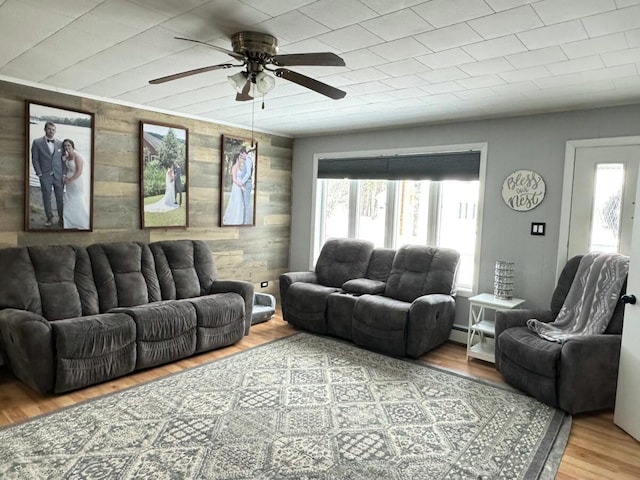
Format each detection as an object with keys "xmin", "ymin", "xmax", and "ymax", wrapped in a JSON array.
[{"xmin": 251, "ymin": 93, "xmax": 256, "ymax": 147}]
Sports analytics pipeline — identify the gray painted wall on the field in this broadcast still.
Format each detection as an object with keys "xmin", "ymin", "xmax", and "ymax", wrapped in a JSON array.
[{"xmin": 290, "ymin": 104, "xmax": 640, "ymax": 323}]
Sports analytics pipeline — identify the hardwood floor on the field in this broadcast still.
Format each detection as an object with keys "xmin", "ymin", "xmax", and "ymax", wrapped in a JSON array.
[{"xmin": 1, "ymin": 312, "xmax": 639, "ymax": 479}]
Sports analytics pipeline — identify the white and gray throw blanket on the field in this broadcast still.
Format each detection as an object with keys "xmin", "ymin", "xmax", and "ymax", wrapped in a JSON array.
[{"xmin": 527, "ymin": 252, "xmax": 629, "ymax": 343}]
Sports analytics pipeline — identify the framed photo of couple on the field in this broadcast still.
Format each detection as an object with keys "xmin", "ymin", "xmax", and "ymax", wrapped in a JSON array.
[
  {"xmin": 220, "ymin": 135, "xmax": 257, "ymax": 227},
  {"xmin": 140, "ymin": 121, "xmax": 188, "ymax": 229},
  {"xmin": 25, "ymin": 101, "xmax": 94, "ymax": 232}
]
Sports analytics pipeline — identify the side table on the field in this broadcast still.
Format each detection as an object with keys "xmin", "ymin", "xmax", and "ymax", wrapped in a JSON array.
[{"xmin": 466, "ymin": 293, "xmax": 525, "ymax": 363}]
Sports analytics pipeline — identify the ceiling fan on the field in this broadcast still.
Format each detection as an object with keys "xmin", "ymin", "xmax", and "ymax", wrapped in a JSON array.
[{"xmin": 149, "ymin": 31, "xmax": 347, "ymax": 101}]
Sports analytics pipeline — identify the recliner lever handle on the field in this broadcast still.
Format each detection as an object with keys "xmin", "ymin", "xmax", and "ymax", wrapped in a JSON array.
[{"xmin": 621, "ymin": 294, "xmax": 636, "ymax": 305}]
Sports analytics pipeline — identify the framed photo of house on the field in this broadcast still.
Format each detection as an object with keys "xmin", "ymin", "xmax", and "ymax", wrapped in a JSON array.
[
  {"xmin": 25, "ymin": 101, "xmax": 94, "ymax": 231},
  {"xmin": 220, "ymin": 135, "xmax": 257, "ymax": 227},
  {"xmin": 140, "ymin": 121, "xmax": 188, "ymax": 229}
]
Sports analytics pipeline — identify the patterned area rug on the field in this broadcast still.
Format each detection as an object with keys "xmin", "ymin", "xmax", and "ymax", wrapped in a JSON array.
[{"xmin": 0, "ymin": 333, "xmax": 569, "ymax": 479}]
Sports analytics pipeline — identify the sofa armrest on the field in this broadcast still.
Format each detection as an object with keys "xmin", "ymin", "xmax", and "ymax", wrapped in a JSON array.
[
  {"xmin": 558, "ymin": 334, "xmax": 622, "ymax": 414},
  {"xmin": 494, "ymin": 308, "xmax": 553, "ymax": 370},
  {"xmin": 406, "ymin": 294, "xmax": 456, "ymax": 358},
  {"xmin": 279, "ymin": 271, "xmax": 318, "ymax": 315},
  {"xmin": 495, "ymin": 309, "xmax": 553, "ymax": 343},
  {"xmin": 0, "ymin": 309, "xmax": 55, "ymax": 393},
  {"xmin": 210, "ymin": 280, "xmax": 255, "ymax": 335}
]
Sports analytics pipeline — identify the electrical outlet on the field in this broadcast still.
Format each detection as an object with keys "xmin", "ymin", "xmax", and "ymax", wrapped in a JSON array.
[{"xmin": 260, "ymin": 281, "xmax": 268, "ymax": 288}]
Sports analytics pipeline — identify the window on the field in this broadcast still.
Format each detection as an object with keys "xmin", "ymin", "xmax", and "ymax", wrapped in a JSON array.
[
  {"xmin": 438, "ymin": 181, "xmax": 479, "ymax": 288},
  {"xmin": 316, "ymin": 149, "xmax": 482, "ymax": 290},
  {"xmin": 317, "ymin": 178, "xmax": 479, "ymax": 289},
  {"xmin": 322, "ymin": 178, "xmax": 350, "ymax": 239},
  {"xmin": 589, "ymin": 163, "xmax": 623, "ymax": 252},
  {"xmin": 356, "ymin": 180, "xmax": 387, "ymax": 247}
]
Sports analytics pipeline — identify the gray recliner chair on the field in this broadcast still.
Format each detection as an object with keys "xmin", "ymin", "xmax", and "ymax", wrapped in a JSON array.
[{"xmin": 495, "ymin": 255, "xmax": 627, "ymax": 414}]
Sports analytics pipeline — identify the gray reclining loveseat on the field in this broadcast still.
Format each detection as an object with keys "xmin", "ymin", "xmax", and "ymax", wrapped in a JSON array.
[
  {"xmin": 0, "ymin": 239, "xmax": 253, "ymax": 394},
  {"xmin": 280, "ymin": 238, "xmax": 460, "ymax": 358}
]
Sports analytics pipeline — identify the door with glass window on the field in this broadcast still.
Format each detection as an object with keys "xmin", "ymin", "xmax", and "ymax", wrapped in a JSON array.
[{"xmin": 568, "ymin": 145, "xmax": 640, "ymax": 258}]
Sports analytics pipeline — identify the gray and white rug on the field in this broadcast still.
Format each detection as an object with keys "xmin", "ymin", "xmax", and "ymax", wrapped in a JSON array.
[{"xmin": 0, "ymin": 333, "xmax": 569, "ymax": 479}]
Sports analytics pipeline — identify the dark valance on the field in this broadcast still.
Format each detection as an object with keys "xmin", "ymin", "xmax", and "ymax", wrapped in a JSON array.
[{"xmin": 317, "ymin": 151, "xmax": 480, "ymax": 181}]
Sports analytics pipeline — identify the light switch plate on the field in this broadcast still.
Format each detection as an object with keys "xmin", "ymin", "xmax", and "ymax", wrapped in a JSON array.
[{"xmin": 531, "ymin": 222, "xmax": 546, "ymax": 236}]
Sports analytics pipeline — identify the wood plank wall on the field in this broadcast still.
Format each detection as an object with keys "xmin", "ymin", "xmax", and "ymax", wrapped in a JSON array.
[{"xmin": 0, "ymin": 79, "xmax": 292, "ymax": 299}]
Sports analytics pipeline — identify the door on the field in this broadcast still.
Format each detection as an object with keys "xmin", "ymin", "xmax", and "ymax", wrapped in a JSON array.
[
  {"xmin": 568, "ymin": 146, "xmax": 639, "ymax": 258},
  {"xmin": 614, "ymin": 168, "xmax": 640, "ymax": 440}
]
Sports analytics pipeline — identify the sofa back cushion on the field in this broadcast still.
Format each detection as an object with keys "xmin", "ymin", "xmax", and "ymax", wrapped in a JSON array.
[
  {"xmin": 30, "ymin": 245, "xmax": 99, "ymax": 320},
  {"xmin": 88, "ymin": 242, "xmax": 161, "ymax": 312},
  {"xmin": 366, "ymin": 248, "xmax": 396, "ymax": 281},
  {"xmin": 0, "ymin": 247, "xmax": 40, "ymax": 314},
  {"xmin": 315, "ymin": 238, "xmax": 374, "ymax": 288},
  {"xmin": 150, "ymin": 240, "xmax": 217, "ymax": 299},
  {"xmin": 0, "ymin": 245, "xmax": 99, "ymax": 320},
  {"xmin": 384, "ymin": 245, "xmax": 460, "ymax": 303}
]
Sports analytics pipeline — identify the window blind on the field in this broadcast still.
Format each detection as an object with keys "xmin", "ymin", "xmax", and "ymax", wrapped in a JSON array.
[{"xmin": 317, "ymin": 151, "xmax": 480, "ymax": 181}]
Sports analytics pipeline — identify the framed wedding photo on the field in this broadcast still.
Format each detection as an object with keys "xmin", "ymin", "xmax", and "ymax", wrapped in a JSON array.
[
  {"xmin": 140, "ymin": 121, "xmax": 188, "ymax": 229},
  {"xmin": 220, "ymin": 135, "xmax": 257, "ymax": 227},
  {"xmin": 25, "ymin": 101, "xmax": 94, "ymax": 232}
]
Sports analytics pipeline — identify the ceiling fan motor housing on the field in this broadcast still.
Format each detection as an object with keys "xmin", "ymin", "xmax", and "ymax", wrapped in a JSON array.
[{"xmin": 231, "ymin": 31, "xmax": 278, "ymax": 64}]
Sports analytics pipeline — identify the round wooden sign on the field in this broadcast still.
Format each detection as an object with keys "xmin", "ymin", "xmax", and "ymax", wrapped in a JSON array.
[{"xmin": 501, "ymin": 170, "xmax": 545, "ymax": 211}]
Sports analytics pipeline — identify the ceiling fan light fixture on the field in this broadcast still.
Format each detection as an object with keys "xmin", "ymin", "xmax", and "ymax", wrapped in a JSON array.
[
  {"xmin": 255, "ymin": 71, "xmax": 276, "ymax": 95},
  {"xmin": 227, "ymin": 71, "xmax": 247, "ymax": 92}
]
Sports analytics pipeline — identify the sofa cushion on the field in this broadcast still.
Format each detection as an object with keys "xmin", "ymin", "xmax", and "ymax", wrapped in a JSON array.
[
  {"xmin": 315, "ymin": 238, "xmax": 373, "ymax": 288},
  {"xmin": 88, "ymin": 242, "xmax": 161, "ymax": 311},
  {"xmin": 0, "ymin": 247, "xmax": 41, "ymax": 314},
  {"xmin": 0, "ymin": 245, "xmax": 99, "ymax": 320},
  {"xmin": 498, "ymin": 327, "xmax": 562, "ymax": 378},
  {"xmin": 28, "ymin": 245, "xmax": 100, "ymax": 320},
  {"xmin": 52, "ymin": 313, "xmax": 136, "ymax": 393},
  {"xmin": 150, "ymin": 240, "xmax": 217, "ymax": 300},
  {"xmin": 498, "ymin": 351, "xmax": 559, "ymax": 408},
  {"xmin": 365, "ymin": 248, "xmax": 395, "ymax": 282},
  {"xmin": 352, "ymin": 294, "xmax": 410, "ymax": 356},
  {"xmin": 385, "ymin": 246, "xmax": 460, "ymax": 302},
  {"xmin": 284, "ymin": 283, "xmax": 341, "ymax": 333},
  {"xmin": 111, "ymin": 301, "xmax": 197, "ymax": 369},
  {"xmin": 184, "ymin": 293, "xmax": 245, "ymax": 352}
]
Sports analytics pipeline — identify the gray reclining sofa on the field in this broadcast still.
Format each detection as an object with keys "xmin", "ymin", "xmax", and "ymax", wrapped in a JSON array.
[
  {"xmin": 280, "ymin": 238, "xmax": 460, "ymax": 358},
  {"xmin": 0, "ymin": 239, "xmax": 253, "ymax": 394}
]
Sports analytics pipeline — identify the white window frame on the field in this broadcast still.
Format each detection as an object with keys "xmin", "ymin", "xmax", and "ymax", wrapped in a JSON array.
[{"xmin": 312, "ymin": 143, "xmax": 488, "ymax": 296}]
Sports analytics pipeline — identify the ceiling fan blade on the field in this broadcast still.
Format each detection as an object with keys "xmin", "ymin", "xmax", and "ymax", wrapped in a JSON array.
[
  {"xmin": 236, "ymin": 80, "xmax": 253, "ymax": 101},
  {"xmin": 174, "ymin": 36, "xmax": 245, "ymax": 61},
  {"xmin": 272, "ymin": 52, "xmax": 345, "ymax": 67},
  {"xmin": 149, "ymin": 64, "xmax": 236, "ymax": 84},
  {"xmin": 275, "ymin": 68, "xmax": 346, "ymax": 100}
]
